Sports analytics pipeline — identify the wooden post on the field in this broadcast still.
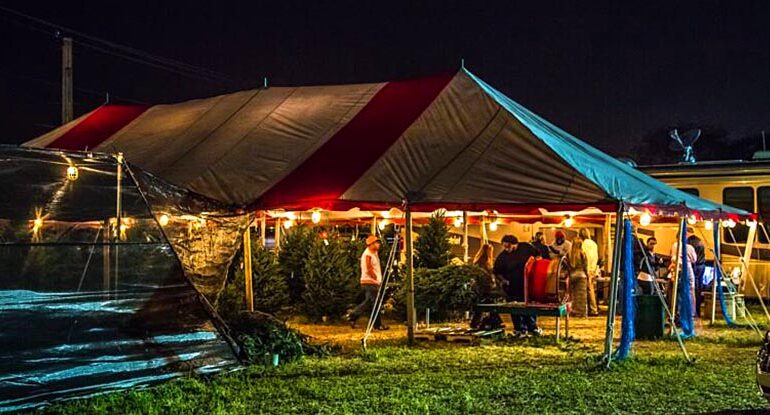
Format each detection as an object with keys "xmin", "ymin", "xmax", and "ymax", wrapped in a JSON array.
[
  {"xmin": 260, "ymin": 213, "xmax": 267, "ymax": 247},
  {"xmin": 102, "ymin": 218, "xmax": 110, "ymax": 295},
  {"xmin": 405, "ymin": 207, "xmax": 416, "ymax": 345},
  {"xmin": 371, "ymin": 216, "xmax": 377, "ymax": 235},
  {"xmin": 274, "ymin": 217, "xmax": 282, "ymax": 251},
  {"xmin": 243, "ymin": 223, "xmax": 254, "ymax": 312},
  {"xmin": 481, "ymin": 216, "xmax": 488, "ymax": 245},
  {"xmin": 61, "ymin": 37, "xmax": 73, "ymax": 124},
  {"xmin": 462, "ymin": 211, "xmax": 469, "ymax": 263},
  {"xmin": 603, "ymin": 205, "xmax": 625, "ymax": 365},
  {"xmin": 113, "ymin": 153, "xmax": 123, "ymax": 296}
]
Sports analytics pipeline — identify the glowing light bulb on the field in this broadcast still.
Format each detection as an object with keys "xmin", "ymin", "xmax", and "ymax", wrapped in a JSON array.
[
  {"xmin": 563, "ymin": 216, "xmax": 574, "ymax": 228},
  {"xmin": 704, "ymin": 220, "xmax": 714, "ymax": 231},
  {"xmin": 639, "ymin": 212, "xmax": 652, "ymax": 226},
  {"xmin": 311, "ymin": 210, "xmax": 322, "ymax": 224},
  {"xmin": 158, "ymin": 214, "xmax": 170, "ymax": 227},
  {"xmin": 489, "ymin": 221, "xmax": 498, "ymax": 232},
  {"xmin": 453, "ymin": 217, "xmax": 463, "ymax": 228},
  {"xmin": 687, "ymin": 215, "xmax": 697, "ymax": 225},
  {"xmin": 283, "ymin": 219, "xmax": 294, "ymax": 229},
  {"xmin": 66, "ymin": 165, "xmax": 79, "ymax": 181},
  {"xmin": 723, "ymin": 218, "xmax": 736, "ymax": 229},
  {"xmin": 746, "ymin": 219, "xmax": 758, "ymax": 228},
  {"xmin": 378, "ymin": 219, "xmax": 388, "ymax": 230}
]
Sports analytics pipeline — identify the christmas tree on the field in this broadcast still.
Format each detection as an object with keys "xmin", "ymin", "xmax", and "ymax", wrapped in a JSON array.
[
  {"xmin": 415, "ymin": 212, "xmax": 452, "ymax": 269},
  {"xmin": 301, "ymin": 233, "xmax": 359, "ymax": 321},
  {"xmin": 278, "ymin": 225, "xmax": 315, "ymax": 304}
]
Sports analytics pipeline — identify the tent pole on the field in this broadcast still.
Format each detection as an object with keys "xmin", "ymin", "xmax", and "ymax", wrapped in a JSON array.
[
  {"xmin": 260, "ymin": 212, "xmax": 267, "ymax": 247},
  {"xmin": 739, "ymin": 221, "xmax": 758, "ymax": 294},
  {"xmin": 670, "ymin": 218, "xmax": 685, "ymax": 320},
  {"xmin": 481, "ymin": 216, "xmax": 488, "ymax": 245},
  {"xmin": 275, "ymin": 217, "xmax": 282, "ymax": 252},
  {"xmin": 405, "ymin": 207, "xmax": 416, "ymax": 345},
  {"xmin": 603, "ymin": 203, "xmax": 625, "ymax": 365},
  {"xmin": 243, "ymin": 219, "xmax": 254, "ymax": 313},
  {"xmin": 462, "ymin": 211, "xmax": 469, "ymax": 263},
  {"xmin": 114, "ymin": 153, "xmax": 123, "ymax": 298},
  {"xmin": 102, "ymin": 218, "xmax": 110, "ymax": 296},
  {"xmin": 711, "ymin": 221, "xmax": 720, "ymax": 324},
  {"xmin": 371, "ymin": 216, "xmax": 377, "ymax": 235}
]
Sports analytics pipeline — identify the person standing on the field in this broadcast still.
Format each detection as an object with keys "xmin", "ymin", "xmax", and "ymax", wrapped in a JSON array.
[
  {"xmin": 549, "ymin": 231, "xmax": 572, "ymax": 259},
  {"xmin": 347, "ymin": 235, "xmax": 388, "ymax": 330},
  {"xmin": 579, "ymin": 228, "xmax": 599, "ymax": 316},
  {"xmin": 636, "ymin": 237, "xmax": 660, "ymax": 295},
  {"xmin": 531, "ymin": 231, "xmax": 550, "ymax": 259},
  {"xmin": 470, "ymin": 244, "xmax": 503, "ymax": 330},
  {"xmin": 568, "ymin": 237, "xmax": 589, "ymax": 317},
  {"xmin": 687, "ymin": 229, "xmax": 706, "ymax": 316},
  {"xmin": 494, "ymin": 235, "xmax": 543, "ymax": 336}
]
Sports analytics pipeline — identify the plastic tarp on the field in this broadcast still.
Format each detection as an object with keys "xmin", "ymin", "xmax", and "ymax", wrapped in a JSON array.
[{"xmin": 0, "ymin": 147, "xmax": 238, "ymax": 412}]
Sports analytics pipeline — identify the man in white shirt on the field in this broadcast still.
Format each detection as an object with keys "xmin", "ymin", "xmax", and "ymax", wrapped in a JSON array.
[
  {"xmin": 579, "ymin": 228, "xmax": 599, "ymax": 316},
  {"xmin": 347, "ymin": 235, "xmax": 388, "ymax": 330}
]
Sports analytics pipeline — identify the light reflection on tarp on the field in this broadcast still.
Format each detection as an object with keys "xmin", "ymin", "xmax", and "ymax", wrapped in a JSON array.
[{"xmin": 0, "ymin": 147, "xmax": 238, "ymax": 412}]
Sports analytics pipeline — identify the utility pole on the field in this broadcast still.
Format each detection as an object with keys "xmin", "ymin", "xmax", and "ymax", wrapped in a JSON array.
[{"xmin": 61, "ymin": 36, "xmax": 73, "ymax": 124}]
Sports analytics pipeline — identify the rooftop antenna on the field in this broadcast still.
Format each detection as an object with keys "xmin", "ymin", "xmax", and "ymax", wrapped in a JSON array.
[
  {"xmin": 669, "ymin": 128, "xmax": 701, "ymax": 164},
  {"xmin": 460, "ymin": 58, "xmax": 465, "ymax": 69},
  {"xmin": 105, "ymin": 92, "xmax": 110, "ymax": 104},
  {"xmin": 263, "ymin": 76, "xmax": 268, "ymax": 89}
]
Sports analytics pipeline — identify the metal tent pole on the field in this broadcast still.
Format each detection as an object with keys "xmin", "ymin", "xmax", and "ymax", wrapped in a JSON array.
[
  {"xmin": 711, "ymin": 221, "xmax": 720, "ymax": 324},
  {"xmin": 113, "ymin": 153, "xmax": 123, "ymax": 297},
  {"xmin": 405, "ymin": 207, "xmax": 416, "ymax": 345},
  {"xmin": 603, "ymin": 203, "xmax": 625, "ymax": 365}
]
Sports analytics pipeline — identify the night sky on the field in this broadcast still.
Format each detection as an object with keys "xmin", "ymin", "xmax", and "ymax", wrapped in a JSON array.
[{"xmin": 1, "ymin": 1, "xmax": 769, "ymax": 158}]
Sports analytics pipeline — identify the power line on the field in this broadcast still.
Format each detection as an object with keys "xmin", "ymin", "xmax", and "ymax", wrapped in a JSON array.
[{"xmin": 0, "ymin": 5, "xmax": 247, "ymax": 86}]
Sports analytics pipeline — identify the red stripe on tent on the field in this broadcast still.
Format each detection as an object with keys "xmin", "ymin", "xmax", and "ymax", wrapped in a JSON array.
[
  {"xmin": 47, "ymin": 104, "xmax": 151, "ymax": 151},
  {"xmin": 257, "ymin": 73, "xmax": 455, "ymax": 209}
]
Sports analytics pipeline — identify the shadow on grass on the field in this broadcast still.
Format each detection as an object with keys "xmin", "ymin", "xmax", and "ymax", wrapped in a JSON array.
[{"xmin": 699, "ymin": 410, "xmax": 767, "ymax": 414}]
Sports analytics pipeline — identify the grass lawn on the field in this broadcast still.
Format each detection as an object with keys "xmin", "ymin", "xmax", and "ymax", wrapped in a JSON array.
[{"xmin": 35, "ymin": 315, "xmax": 769, "ymax": 414}]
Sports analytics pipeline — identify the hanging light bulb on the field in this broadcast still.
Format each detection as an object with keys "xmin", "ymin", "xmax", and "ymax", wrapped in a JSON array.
[
  {"xmin": 66, "ymin": 165, "xmax": 79, "ymax": 181},
  {"xmin": 704, "ymin": 220, "xmax": 714, "ymax": 231},
  {"xmin": 563, "ymin": 215, "xmax": 574, "ymax": 228},
  {"xmin": 746, "ymin": 218, "xmax": 758, "ymax": 228},
  {"xmin": 723, "ymin": 218, "xmax": 736, "ymax": 229},
  {"xmin": 158, "ymin": 214, "xmax": 170, "ymax": 227},
  {"xmin": 311, "ymin": 210, "xmax": 322, "ymax": 224},
  {"xmin": 453, "ymin": 217, "xmax": 463, "ymax": 228},
  {"xmin": 283, "ymin": 219, "xmax": 294, "ymax": 229},
  {"xmin": 687, "ymin": 215, "xmax": 697, "ymax": 225},
  {"xmin": 489, "ymin": 221, "xmax": 498, "ymax": 232},
  {"xmin": 639, "ymin": 212, "xmax": 652, "ymax": 226},
  {"xmin": 378, "ymin": 219, "xmax": 388, "ymax": 230}
]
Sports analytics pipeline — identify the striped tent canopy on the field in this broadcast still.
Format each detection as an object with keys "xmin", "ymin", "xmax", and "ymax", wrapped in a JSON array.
[{"xmin": 25, "ymin": 69, "xmax": 750, "ymax": 220}]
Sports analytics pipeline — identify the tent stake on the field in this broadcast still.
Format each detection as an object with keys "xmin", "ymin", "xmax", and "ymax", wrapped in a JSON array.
[
  {"xmin": 603, "ymin": 203, "xmax": 625, "ymax": 367},
  {"xmin": 405, "ymin": 207, "xmax": 416, "ymax": 345}
]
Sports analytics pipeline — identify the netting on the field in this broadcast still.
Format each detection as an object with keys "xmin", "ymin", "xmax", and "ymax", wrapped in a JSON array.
[{"xmin": 0, "ymin": 147, "xmax": 238, "ymax": 412}]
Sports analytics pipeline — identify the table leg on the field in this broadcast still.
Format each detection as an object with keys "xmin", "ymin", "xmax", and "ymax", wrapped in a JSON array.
[
  {"xmin": 565, "ymin": 313, "xmax": 570, "ymax": 339},
  {"xmin": 556, "ymin": 317, "xmax": 561, "ymax": 342}
]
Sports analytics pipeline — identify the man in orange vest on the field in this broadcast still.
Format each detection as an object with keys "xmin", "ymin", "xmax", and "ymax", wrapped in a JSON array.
[{"xmin": 347, "ymin": 235, "xmax": 388, "ymax": 330}]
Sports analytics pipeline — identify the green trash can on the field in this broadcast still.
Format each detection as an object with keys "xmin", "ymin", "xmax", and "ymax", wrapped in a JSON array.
[{"xmin": 635, "ymin": 294, "xmax": 664, "ymax": 340}]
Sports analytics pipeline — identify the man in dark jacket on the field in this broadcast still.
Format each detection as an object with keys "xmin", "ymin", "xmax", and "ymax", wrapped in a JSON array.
[
  {"xmin": 531, "ymin": 231, "xmax": 551, "ymax": 259},
  {"xmin": 494, "ymin": 235, "xmax": 542, "ymax": 336}
]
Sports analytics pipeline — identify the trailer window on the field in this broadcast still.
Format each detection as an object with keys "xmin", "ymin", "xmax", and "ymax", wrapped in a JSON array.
[
  {"xmin": 678, "ymin": 188, "xmax": 700, "ymax": 197},
  {"xmin": 759, "ymin": 187, "xmax": 770, "ymax": 243},
  {"xmin": 723, "ymin": 187, "xmax": 754, "ymax": 243}
]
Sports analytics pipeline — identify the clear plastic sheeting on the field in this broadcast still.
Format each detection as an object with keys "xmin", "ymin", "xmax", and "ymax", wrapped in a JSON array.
[
  {"xmin": 0, "ymin": 146, "xmax": 238, "ymax": 412},
  {"xmin": 130, "ymin": 167, "xmax": 251, "ymax": 300}
]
